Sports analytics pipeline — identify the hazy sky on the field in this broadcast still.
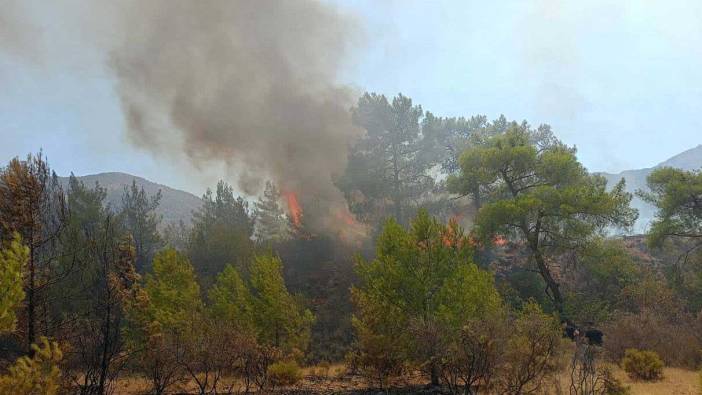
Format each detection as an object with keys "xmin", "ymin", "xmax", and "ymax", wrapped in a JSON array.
[{"xmin": 1, "ymin": 0, "xmax": 701, "ymax": 196}]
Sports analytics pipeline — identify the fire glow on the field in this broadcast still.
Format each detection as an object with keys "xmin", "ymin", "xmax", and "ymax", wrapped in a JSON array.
[{"xmin": 283, "ymin": 190, "xmax": 303, "ymax": 227}]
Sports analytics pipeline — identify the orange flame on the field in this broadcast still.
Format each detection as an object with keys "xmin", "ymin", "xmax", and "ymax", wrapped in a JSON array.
[
  {"xmin": 493, "ymin": 235, "xmax": 508, "ymax": 246},
  {"xmin": 283, "ymin": 190, "xmax": 302, "ymax": 228}
]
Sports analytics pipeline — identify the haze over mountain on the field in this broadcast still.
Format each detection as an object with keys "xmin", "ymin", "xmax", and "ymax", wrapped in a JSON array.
[
  {"xmin": 59, "ymin": 172, "xmax": 202, "ymax": 227},
  {"xmin": 601, "ymin": 144, "xmax": 702, "ymax": 233}
]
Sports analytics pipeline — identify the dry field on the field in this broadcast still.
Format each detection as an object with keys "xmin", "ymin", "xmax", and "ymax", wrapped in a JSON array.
[{"xmin": 110, "ymin": 364, "xmax": 701, "ymax": 394}]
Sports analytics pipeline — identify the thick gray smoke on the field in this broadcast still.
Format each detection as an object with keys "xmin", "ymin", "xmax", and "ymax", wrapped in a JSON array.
[
  {"xmin": 0, "ymin": 0, "xmax": 366, "ymax": 237},
  {"xmin": 110, "ymin": 0, "xmax": 363, "ymax": 236}
]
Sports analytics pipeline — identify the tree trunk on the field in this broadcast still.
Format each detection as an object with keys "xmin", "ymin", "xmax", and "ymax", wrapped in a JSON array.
[
  {"xmin": 430, "ymin": 362, "xmax": 440, "ymax": 387},
  {"xmin": 533, "ymin": 249, "xmax": 563, "ymax": 314},
  {"xmin": 391, "ymin": 145, "xmax": 403, "ymax": 224},
  {"xmin": 27, "ymin": 244, "xmax": 36, "ymax": 355}
]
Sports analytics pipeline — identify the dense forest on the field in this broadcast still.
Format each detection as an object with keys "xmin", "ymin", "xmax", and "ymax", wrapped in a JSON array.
[{"xmin": 1, "ymin": 92, "xmax": 702, "ymax": 394}]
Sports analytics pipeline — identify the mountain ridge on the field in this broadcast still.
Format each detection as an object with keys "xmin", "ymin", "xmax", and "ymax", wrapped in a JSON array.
[
  {"xmin": 600, "ymin": 144, "xmax": 702, "ymax": 232},
  {"xmin": 59, "ymin": 172, "xmax": 202, "ymax": 226}
]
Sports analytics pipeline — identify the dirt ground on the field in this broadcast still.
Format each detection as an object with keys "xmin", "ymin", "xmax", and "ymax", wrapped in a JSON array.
[{"xmin": 111, "ymin": 365, "xmax": 700, "ymax": 394}]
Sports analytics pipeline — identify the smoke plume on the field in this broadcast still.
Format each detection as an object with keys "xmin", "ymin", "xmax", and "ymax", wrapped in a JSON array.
[
  {"xmin": 1, "ymin": 0, "xmax": 365, "ymax": 237},
  {"xmin": 109, "ymin": 0, "xmax": 363, "ymax": 236}
]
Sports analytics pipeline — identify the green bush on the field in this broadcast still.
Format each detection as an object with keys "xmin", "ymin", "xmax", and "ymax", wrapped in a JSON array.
[
  {"xmin": 621, "ymin": 349, "xmax": 663, "ymax": 381},
  {"xmin": 267, "ymin": 360, "xmax": 303, "ymax": 387}
]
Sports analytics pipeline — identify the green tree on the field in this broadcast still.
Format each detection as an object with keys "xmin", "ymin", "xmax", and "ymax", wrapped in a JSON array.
[
  {"xmin": 640, "ymin": 167, "xmax": 702, "ymax": 310},
  {"xmin": 437, "ymin": 115, "xmax": 538, "ymax": 209},
  {"xmin": 563, "ymin": 238, "xmax": 640, "ymax": 324},
  {"xmin": 0, "ymin": 234, "xmax": 28, "ymax": 334},
  {"xmin": 120, "ymin": 180, "xmax": 162, "ymax": 273},
  {"xmin": 448, "ymin": 126, "xmax": 637, "ymax": 313},
  {"xmin": 339, "ymin": 93, "xmax": 434, "ymax": 226},
  {"xmin": 208, "ymin": 264, "xmax": 255, "ymax": 334},
  {"xmin": 53, "ymin": 176, "xmax": 144, "ymax": 393},
  {"xmin": 0, "ymin": 337, "xmax": 63, "ymax": 395},
  {"xmin": 124, "ymin": 248, "xmax": 202, "ymax": 394},
  {"xmin": 145, "ymin": 249, "xmax": 202, "ymax": 330},
  {"xmin": 253, "ymin": 181, "xmax": 291, "ymax": 243},
  {"xmin": 249, "ymin": 254, "xmax": 314, "ymax": 354},
  {"xmin": 641, "ymin": 167, "xmax": 702, "ymax": 247},
  {"xmin": 0, "ymin": 153, "xmax": 68, "ymax": 352},
  {"xmin": 188, "ymin": 181, "xmax": 254, "ymax": 285},
  {"xmin": 352, "ymin": 210, "xmax": 503, "ymax": 386}
]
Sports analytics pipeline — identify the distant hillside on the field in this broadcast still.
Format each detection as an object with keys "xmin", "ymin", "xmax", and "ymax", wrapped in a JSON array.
[
  {"xmin": 600, "ymin": 144, "xmax": 702, "ymax": 233},
  {"xmin": 59, "ymin": 172, "xmax": 202, "ymax": 226}
]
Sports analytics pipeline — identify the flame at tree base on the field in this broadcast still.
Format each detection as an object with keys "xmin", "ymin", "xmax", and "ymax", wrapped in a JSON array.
[
  {"xmin": 281, "ymin": 189, "xmax": 368, "ymax": 244},
  {"xmin": 282, "ymin": 190, "xmax": 303, "ymax": 228}
]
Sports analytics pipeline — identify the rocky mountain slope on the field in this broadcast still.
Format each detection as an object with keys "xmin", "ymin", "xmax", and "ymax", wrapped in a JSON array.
[
  {"xmin": 600, "ymin": 144, "xmax": 702, "ymax": 233},
  {"xmin": 60, "ymin": 172, "xmax": 202, "ymax": 226}
]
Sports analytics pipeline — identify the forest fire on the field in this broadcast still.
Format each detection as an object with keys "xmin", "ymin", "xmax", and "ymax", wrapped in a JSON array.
[
  {"xmin": 283, "ymin": 190, "xmax": 303, "ymax": 228},
  {"xmin": 280, "ymin": 187, "xmax": 368, "ymax": 243}
]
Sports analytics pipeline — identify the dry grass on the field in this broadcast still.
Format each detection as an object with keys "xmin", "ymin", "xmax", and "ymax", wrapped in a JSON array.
[
  {"xmin": 106, "ymin": 364, "xmax": 702, "ymax": 394},
  {"xmin": 619, "ymin": 367, "xmax": 699, "ymax": 395},
  {"xmin": 550, "ymin": 366, "xmax": 700, "ymax": 395}
]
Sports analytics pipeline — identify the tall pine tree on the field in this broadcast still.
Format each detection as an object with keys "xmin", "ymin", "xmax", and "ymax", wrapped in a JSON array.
[{"xmin": 253, "ymin": 182, "xmax": 291, "ymax": 243}]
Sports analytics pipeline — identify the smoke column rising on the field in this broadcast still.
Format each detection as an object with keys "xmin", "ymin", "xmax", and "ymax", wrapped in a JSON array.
[
  {"xmin": 109, "ymin": 0, "xmax": 363, "ymax": 236},
  {"xmin": 0, "ymin": 0, "xmax": 366, "ymax": 236}
]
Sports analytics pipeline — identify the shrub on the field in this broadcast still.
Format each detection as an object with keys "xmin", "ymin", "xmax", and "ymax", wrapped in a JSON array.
[
  {"xmin": 267, "ymin": 361, "xmax": 303, "ymax": 387},
  {"xmin": 496, "ymin": 302, "xmax": 563, "ymax": 394},
  {"xmin": 621, "ymin": 349, "xmax": 663, "ymax": 381},
  {"xmin": 601, "ymin": 366, "xmax": 630, "ymax": 395},
  {"xmin": 604, "ymin": 309, "xmax": 702, "ymax": 368},
  {"xmin": 0, "ymin": 337, "xmax": 63, "ymax": 395}
]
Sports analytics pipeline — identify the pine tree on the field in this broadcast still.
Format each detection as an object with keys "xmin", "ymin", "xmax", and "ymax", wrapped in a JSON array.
[
  {"xmin": 0, "ymin": 337, "xmax": 63, "ymax": 395},
  {"xmin": 144, "ymin": 248, "xmax": 202, "ymax": 330},
  {"xmin": 120, "ymin": 180, "xmax": 162, "ymax": 273},
  {"xmin": 249, "ymin": 254, "xmax": 314, "ymax": 354},
  {"xmin": 124, "ymin": 248, "xmax": 203, "ymax": 395},
  {"xmin": 253, "ymin": 181, "xmax": 291, "ymax": 243},
  {"xmin": 0, "ymin": 234, "xmax": 28, "ymax": 334},
  {"xmin": 0, "ymin": 153, "xmax": 68, "ymax": 352},
  {"xmin": 188, "ymin": 181, "xmax": 254, "ymax": 285},
  {"xmin": 352, "ymin": 210, "xmax": 503, "ymax": 386},
  {"xmin": 448, "ymin": 125, "xmax": 637, "ymax": 313},
  {"xmin": 208, "ymin": 264, "xmax": 255, "ymax": 334}
]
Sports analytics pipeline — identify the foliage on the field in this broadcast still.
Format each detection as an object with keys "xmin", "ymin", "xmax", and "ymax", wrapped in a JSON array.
[
  {"xmin": 0, "ymin": 337, "xmax": 63, "ymax": 395},
  {"xmin": 448, "ymin": 125, "xmax": 637, "ymax": 312},
  {"xmin": 440, "ymin": 312, "xmax": 508, "ymax": 394},
  {"xmin": 144, "ymin": 249, "xmax": 202, "ymax": 331},
  {"xmin": 267, "ymin": 360, "xmax": 303, "ymax": 387},
  {"xmin": 178, "ymin": 314, "xmax": 243, "ymax": 395},
  {"xmin": 0, "ymin": 233, "xmax": 28, "ymax": 334},
  {"xmin": 603, "ymin": 307, "xmax": 701, "ymax": 369},
  {"xmin": 568, "ymin": 343, "xmax": 629, "ymax": 395},
  {"xmin": 208, "ymin": 264, "xmax": 255, "ymax": 333},
  {"xmin": 339, "ymin": 93, "xmax": 434, "ymax": 226},
  {"xmin": 188, "ymin": 180, "xmax": 254, "ymax": 285},
  {"xmin": 352, "ymin": 210, "xmax": 502, "ymax": 386},
  {"xmin": 53, "ymin": 176, "xmax": 142, "ymax": 394},
  {"xmin": 249, "ymin": 253, "xmax": 314, "ymax": 355},
  {"xmin": 496, "ymin": 301, "xmax": 563, "ymax": 394},
  {"xmin": 641, "ymin": 167, "xmax": 702, "ymax": 248},
  {"xmin": 564, "ymin": 239, "xmax": 640, "ymax": 324},
  {"xmin": 124, "ymin": 248, "xmax": 202, "ymax": 394},
  {"xmin": 254, "ymin": 181, "xmax": 291, "ymax": 243},
  {"xmin": 119, "ymin": 180, "xmax": 162, "ymax": 273},
  {"xmin": 621, "ymin": 349, "xmax": 663, "ymax": 381},
  {"xmin": 0, "ymin": 153, "xmax": 68, "ymax": 352},
  {"xmin": 641, "ymin": 167, "xmax": 702, "ymax": 311}
]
